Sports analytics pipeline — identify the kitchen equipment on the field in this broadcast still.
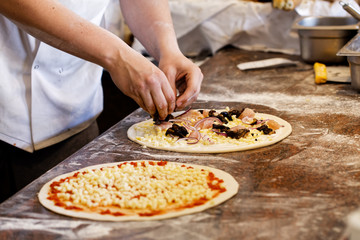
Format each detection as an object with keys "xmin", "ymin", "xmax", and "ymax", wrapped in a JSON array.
[
  {"xmin": 237, "ymin": 58, "xmax": 299, "ymax": 70},
  {"xmin": 340, "ymin": 1, "xmax": 360, "ymax": 21},
  {"xmin": 347, "ymin": 56, "xmax": 360, "ymax": 90},
  {"xmin": 346, "ymin": 209, "xmax": 360, "ymax": 240},
  {"xmin": 326, "ymin": 66, "xmax": 351, "ymax": 83},
  {"xmin": 337, "ymin": 32, "xmax": 360, "ymax": 90},
  {"xmin": 293, "ymin": 16, "xmax": 359, "ymax": 63}
]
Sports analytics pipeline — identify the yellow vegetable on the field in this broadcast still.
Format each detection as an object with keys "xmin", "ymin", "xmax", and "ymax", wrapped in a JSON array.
[{"xmin": 314, "ymin": 62, "xmax": 327, "ymax": 84}]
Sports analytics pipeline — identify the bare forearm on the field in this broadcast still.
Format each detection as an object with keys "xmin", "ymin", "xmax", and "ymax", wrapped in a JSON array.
[
  {"xmin": 0, "ymin": 0, "xmax": 201, "ymax": 119},
  {"xmin": 0, "ymin": 0, "xmax": 126, "ymax": 70},
  {"xmin": 120, "ymin": 0, "xmax": 180, "ymax": 61}
]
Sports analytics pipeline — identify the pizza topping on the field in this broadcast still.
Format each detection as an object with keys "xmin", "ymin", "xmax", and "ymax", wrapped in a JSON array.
[
  {"xmin": 226, "ymin": 128, "xmax": 250, "ymax": 139},
  {"xmin": 228, "ymin": 109, "xmax": 243, "ymax": 118},
  {"xmin": 198, "ymin": 109, "xmax": 211, "ymax": 117},
  {"xmin": 242, "ymin": 116, "xmax": 258, "ymax": 125},
  {"xmin": 208, "ymin": 110, "xmax": 229, "ymax": 124},
  {"xmin": 134, "ymin": 107, "xmax": 284, "ymax": 147},
  {"xmin": 194, "ymin": 117, "xmax": 223, "ymax": 129},
  {"xmin": 176, "ymin": 136, "xmax": 200, "ymax": 144},
  {"xmin": 46, "ymin": 161, "xmax": 227, "ymax": 217},
  {"xmin": 266, "ymin": 119, "xmax": 281, "ymax": 130},
  {"xmin": 215, "ymin": 113, "xmax": 229, "ymax": 124},
  {"xmin": 165, "ymin": 124, "xmax": 188, "ymax": 138},
  {"xmin": 239, "ymin": 108, "xmax": 256, "ymax": 120},
  {"xmin": 212, "ymin": 124, "xmax": 250, "ymax": 139},
  {"xmin": 153, "ymin": 112, "xmax": 174, "ymax": 125},
  {"xmin": 187, "ymin": 128, "xmax": 201, "ymax": 141},
  {"xmin": 154, "ymin": 121, "xmax": 172, "ymax": 131},
  {"xmin": 174, "ymin": 108, "xmax": 204, "ymax": 122},
  {"xmin": 212, "ymin": 124, "xmax": 230, "ymax": 132},
  {"xmin": 257, "ymin": 124, "xmax": 275, "ymax": 135},
  {"xmin": 229, "ymin": 125, "xmax": 246, "ymax": 132}
]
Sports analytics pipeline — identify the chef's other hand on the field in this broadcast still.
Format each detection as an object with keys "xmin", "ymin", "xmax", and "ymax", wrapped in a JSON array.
[
  {"xmin": 159, "ymin": 52, "xmax": 203, "ymax": 111},
  {"xmin": 108, "ymin": 46, "xmax": 176, "ymax": 120}
]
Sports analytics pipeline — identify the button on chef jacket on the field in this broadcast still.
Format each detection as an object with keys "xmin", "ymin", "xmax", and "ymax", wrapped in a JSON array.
[{"xmin": 0, "ymin": 0, "xmax": 111, "ymax": 153}]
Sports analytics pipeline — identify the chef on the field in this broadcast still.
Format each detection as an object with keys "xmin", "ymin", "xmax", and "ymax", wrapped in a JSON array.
[{"xmin": 0, "ymin": 0, "xmax": 203, "ymax": 202}]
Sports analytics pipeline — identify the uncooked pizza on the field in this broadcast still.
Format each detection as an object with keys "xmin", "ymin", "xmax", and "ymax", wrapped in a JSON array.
[
  {"xmin": 38, "ymin": 160, "xmax": 239, "ymax": 221},
  {"xmin": 127, "ymin": 107, "xmax": 292, "ymax": 153}
]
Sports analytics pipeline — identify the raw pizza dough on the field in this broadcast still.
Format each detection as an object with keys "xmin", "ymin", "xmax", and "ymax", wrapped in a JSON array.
[
  {"xmin": 38, "ymin": 160, "xmax": 239, "ymax": 221},
  {"xmin": 127, "ymin": 109, "xmax": 292, "ymax": 153}
]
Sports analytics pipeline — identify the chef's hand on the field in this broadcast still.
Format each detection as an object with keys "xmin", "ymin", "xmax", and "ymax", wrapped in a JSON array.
[
  {"xmin": 107, "ymin": 46, "xmax": 176, "ymax": 120},
  {"xmin": 159, "ymin": 52, "xmax": 203, "ymax": 111},
  {"xmin": 119, "ymin": 0, "xmax": 203, "ymax": 114}
]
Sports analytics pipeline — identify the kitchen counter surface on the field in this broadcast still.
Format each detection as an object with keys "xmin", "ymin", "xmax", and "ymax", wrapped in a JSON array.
[{"xmin": 1, "ymin": 48, "xmax": 360, "ymax": 240}]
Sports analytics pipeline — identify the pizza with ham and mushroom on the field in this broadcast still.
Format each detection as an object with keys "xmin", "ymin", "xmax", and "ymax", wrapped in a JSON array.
[
  {"xmin": 38, "ymin": 160, "xmax": 239, "ymax": 221},
  {"xmin": 127, "ymin": 107, "xmax": 292, "ymax": 153}
]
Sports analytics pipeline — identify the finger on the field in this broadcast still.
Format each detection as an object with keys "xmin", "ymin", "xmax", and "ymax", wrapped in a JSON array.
[
  {"xmin": 162, "ymin": 67, "xmax": 177, "ymax": 114},
  {"xmin": 129, "ymin": 94, "xmax": 149, "ymax": 115},
  {"xmin": 176, "ymin": 77, "xmax": 187, "ymax": 95},
  {"xmin": 139, "ymin": 90, "xmax": 157, "ymax": 116},
  {"xmin": 164, "ymin": 68, "xmax": 177, "ymax": 96},
  {"xmin": 134, "ymin": 98, "xmax": 146, "ymax": 112},
  {"xmin": 150, "ymin": 84, "xmax": 170, "ymax": 120},
  {"xmin": 162, "ymin": 82, "xmax": 176, "ymax": 115},
  {"xmin": 176, "ymin": 92, "xmax": 198, "ymax": 111},
  {"xmin": 176, "ymin": 72, "xmax": 203, "ymax": 109}
]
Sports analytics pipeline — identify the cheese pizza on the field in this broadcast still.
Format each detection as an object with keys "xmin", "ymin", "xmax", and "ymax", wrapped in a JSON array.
[
  {"xmin": 127, "ymin": 107, "xmax": 292, "ymax": 153},
  {"xmin": 38, "ymin": 160, "xmax": 239, "ymax": 221}
]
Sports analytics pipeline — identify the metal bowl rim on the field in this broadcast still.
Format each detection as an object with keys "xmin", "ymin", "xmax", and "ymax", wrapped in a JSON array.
[{"xmin": 293, "ymin": 16, "xmax": 359, "ymax": 30}]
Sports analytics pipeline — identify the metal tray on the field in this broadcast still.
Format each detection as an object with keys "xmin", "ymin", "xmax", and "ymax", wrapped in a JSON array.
[{"xmin": 293, "ymin": 16, "xmax": 359, "ymax": 63}]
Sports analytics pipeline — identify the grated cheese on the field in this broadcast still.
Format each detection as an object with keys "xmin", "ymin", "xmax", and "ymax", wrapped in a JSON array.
[{"xmin": 50, "ymin": 161, "xmax": 226, "ymax": 213}]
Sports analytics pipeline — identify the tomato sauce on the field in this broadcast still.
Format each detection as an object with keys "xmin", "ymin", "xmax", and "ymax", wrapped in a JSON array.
[
  {"xmin": 207, "ymin": 172, "xmax": 226, "ymax": 193},
  {"xmin": 100, "ymin": 209, "xmax": 125, "ymax": 216},
  {"xmin": 132, "ymin": 194, "xmax": 147, "ymax": 199},
  {"xmin": 138, "ymin": 210, "xmax": 163, "ymax": 217},
  {"xmin": 157, "ymin": 161, "xmax": 168, "ymax": 166}
]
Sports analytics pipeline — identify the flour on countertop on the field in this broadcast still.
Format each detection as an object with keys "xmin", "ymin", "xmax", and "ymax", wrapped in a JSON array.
[
  {"xmin": 0, "ymin": 217, "xmax": 169, "ymax": 239},
  {"xmin": 128, "ymin": 150, "xmax": 239, "ymax": 163},
  {"xmin": 0, "ymin": 218, "xmax": 113, "ymax": 238},
  {"xmin": 198, "ymin": 92, "xmax": 360, "ymax": 116},
  {"xmin": 318, "ymin": 132, "xmax": 360, "ymax": 146}
]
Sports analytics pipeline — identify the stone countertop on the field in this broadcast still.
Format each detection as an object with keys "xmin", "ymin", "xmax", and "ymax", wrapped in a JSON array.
[{"xmin": 1, "ymin": 48, "xmax": 359, "ymax": 240}]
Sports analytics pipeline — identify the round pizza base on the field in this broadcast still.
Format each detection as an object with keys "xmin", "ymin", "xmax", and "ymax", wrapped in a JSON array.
[
  {"xmin": 127, "ymin": 112, "xmax": 292, "ymax": 153},
  {"xmin": 38, "ymin": 160, "xmax": 239, "ymax": 221}
]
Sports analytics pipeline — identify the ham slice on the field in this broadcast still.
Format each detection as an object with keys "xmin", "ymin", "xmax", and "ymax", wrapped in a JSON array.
[
  {"xmin": 266, "ymin": 119, "xmax": 281, "ymax": 130},
  {"xmin": 239, "ymin": 108, "xmax": 255, "ymax": 120}
]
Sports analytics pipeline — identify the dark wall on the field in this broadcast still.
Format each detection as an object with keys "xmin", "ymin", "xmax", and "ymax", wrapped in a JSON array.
[{"xmin": 97, "ymin": 71, "xmax": 139, "ymax": 133}]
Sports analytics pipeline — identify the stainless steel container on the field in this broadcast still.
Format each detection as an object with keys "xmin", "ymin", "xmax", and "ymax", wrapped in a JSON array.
[
  {"xmin": 337, "ymin": 33, "xmax": 360, "ymax": 91},
  {"xmin": 348, "ymin": 56, "xmax": 360, "ymax": 90},
  {"xmin": 293, "ymin": 17, "xmax": 359, "ymax": 63}
]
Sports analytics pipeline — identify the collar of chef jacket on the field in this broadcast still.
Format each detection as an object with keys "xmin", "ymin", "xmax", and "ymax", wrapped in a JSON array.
[{"xmin": 0, "ymin": 0, "xmax": 111, "ymax": 153}]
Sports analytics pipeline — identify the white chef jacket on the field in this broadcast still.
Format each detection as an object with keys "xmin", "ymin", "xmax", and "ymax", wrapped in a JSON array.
[{"xmin": 0, "ymin": 0, "xmax": 111, "ymax": 153}]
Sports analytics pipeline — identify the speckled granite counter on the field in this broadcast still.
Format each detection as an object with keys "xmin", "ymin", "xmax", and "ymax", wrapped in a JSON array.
[{"xmin": 1, "ymin": 48, "xmax": 360, "ymax": 240}]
